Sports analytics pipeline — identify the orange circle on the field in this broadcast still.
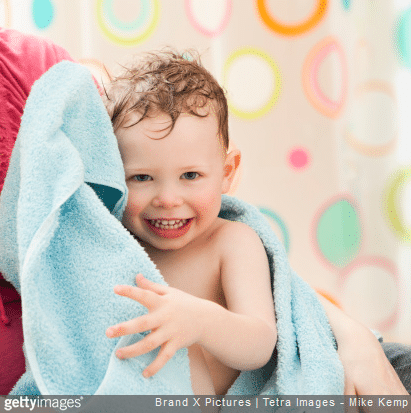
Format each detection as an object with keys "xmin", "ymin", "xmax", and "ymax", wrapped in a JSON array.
[
  {"xmin": 256, "ymin": 0, "xmax": 328, "ymax": 36},
  {"xmin": 316, "ymin": 289, "xmax": 342, "ymax": 309}
]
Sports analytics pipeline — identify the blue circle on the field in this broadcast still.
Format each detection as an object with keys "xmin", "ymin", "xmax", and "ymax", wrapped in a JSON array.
[
  {"xmin": 259, "ymin": 207, "xmax": 290, "ymax": 253},
  {"xmin": 103, "ymin": 0, "xmax": 149, "ymax": 32},
  {"xmin": 32, "ymin": 0, "xmax": 54, "ymax": 29},
  {"xmin": 342, "ymin": 0, "xmax": 351, "ymax": 10},
  {"xmin": 395, "ymin": 7, "xmax": 411, "ymax": 68}
]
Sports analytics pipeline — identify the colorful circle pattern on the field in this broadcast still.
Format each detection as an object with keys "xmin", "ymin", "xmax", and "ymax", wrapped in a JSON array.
[
  {"xmin": 339, "ymin": 256, "xmax": 398, "ymax": 331},
  {"xmin": 342, "ymin": 0, "xmax": 351, "ymax": 11},
  {"xmin": 1, "ymin": 0, "xmax": 11, "ymax": 27},
  {"xmin": 383, "ymin": 167, "xmax": 411, "ymax": 243},
  {"xmin": 256, "ymin": 0, "xmax": 328, "ymax": 36},
  {"xmin": 32, "ymin": 0, "xmax": 54, "ymax": 30},
  {"xmin": 185, "ymin": 0, "xmax": 232, "ymax": 37},
  {"xmin": 345, "ymin": 81, "xmax": 396, "ymax": 157},
  {"xmin": 303, "ymin": 36, "xmax": 348, "ymax": 118},
  {"xmin": 396, "ymin": 7, "xmax": 411, "ymax": 69},
  {"xmin": 259, "ymin": 207, "xmax": 290, "ymax": 253},
  {"xmin": 288, "ymin": 147, "xmax": 310, "ymax": 170},
  {"xmin": 224, "ymin": 47, "xmax": 282, "ymax": 120},
  {"xmin": 96, "ymin": 0, "xmax": 160, "ymax": 46},
  {"xmin": 314, "ymin": 196, "xmax": 362, "ymax": 268}
]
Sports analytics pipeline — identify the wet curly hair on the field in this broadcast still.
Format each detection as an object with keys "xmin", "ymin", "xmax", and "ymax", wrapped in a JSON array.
[{"xmin": 104, "ymin": 49, "xmax": 229, "ymax": 150}]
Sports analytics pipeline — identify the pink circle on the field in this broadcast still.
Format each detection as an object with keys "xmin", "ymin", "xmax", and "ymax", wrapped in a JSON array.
[
  {"xmin": 302, "ymin": 36, "xmax": 348, "ymax": 118},
  {"xmin": 338, "ymin": 256, "xmax": 399, "ymax": 331},
  {"xmin": 289, "ymin": 148, "xmax": 310, "ymax": 169},
  {"xmin": 185, "ymin": 0, "xmax": 232, "ymax": 37}
]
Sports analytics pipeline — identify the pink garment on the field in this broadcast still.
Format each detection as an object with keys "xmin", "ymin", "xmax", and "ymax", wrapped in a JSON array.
[
  {"xmin": 0, "ymin": 28, "xmax": 74, "ymax": 194},
  {"xmin": 0, "ymin": 28, "xmax": 74, "ymax": 394}
]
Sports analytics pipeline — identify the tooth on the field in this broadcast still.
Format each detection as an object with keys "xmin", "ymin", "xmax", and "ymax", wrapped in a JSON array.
[{"xmin": 169, "ymin": 220, "xmax": 175, "ymax": 225}]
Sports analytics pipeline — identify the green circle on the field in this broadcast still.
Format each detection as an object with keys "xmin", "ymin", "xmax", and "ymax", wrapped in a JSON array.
[
  {"xmin": 317, "ymin": 199, "xmax": 361, "ymax": 268},
  {"xmin": 395, "ymin": 7, "xmax": 411, "ymax": 68},
  {"xmin": 32, "ymin": 0, "xmax": 54, "ymax": 29},
  {"xmin": 342, "ymin": 0, "xmax": 351, "ymax": 10},
  {"xmin": 259, "ymin": 207, "xmax": 290, "ymax": 253},
  {"xmin": 103, "ymin": 0, "xmax": 149, "ymax": 32}
]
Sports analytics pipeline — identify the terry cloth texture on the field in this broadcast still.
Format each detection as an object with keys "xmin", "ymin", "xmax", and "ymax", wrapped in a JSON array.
[
  {"xmin": 0, "ymin": 28, "xmax": 75, "ymax": 395},
  {"xmin": 0, "ymin": 61, "xmax": 344, "ymax": 398}
]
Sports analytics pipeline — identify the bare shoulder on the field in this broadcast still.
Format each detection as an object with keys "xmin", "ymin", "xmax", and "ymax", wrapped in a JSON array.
[
  {"xmin": 215, "ymin": 218, "xmax": 263, "ymax": 243},
  {"xmin": 213, "ymin": 218, "xmax": 266, "ymax": 257},
  {"xmin": 214, "ymin": 219, "xmax": 274, "ymax": 323}
]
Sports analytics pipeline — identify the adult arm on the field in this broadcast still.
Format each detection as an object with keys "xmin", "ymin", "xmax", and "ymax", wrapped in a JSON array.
[{"xmin": 317, "ymin": 294, "xmax": 408, "ymax": 395}]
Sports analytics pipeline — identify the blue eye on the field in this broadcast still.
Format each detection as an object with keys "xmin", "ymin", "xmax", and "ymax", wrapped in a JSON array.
[
  {"xmin": 182, "ymin": 172, "xmax": 199, "ymax": 180},
  {"xmin": 133, "ymin": 174, "xmax": 152, "ymax": 182}
]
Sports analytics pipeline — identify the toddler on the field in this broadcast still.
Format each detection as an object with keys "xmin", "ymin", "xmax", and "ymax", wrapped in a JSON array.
[
  {"xmin": 103, "ymin": 51, "xmax": 277, "ymax": 395},
  {"xmin": 102, "ymin": 50, "xmax": 409, "ymax": 397}
]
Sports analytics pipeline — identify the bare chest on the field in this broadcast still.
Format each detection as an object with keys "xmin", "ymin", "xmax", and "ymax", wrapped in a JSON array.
[
  {"xmin": 151, "ymin": 248, "xmax": 240, "ymax": 394},
  {"xmin": 152, "ymin": 244, "xmax": 224, "ymax": 304}
]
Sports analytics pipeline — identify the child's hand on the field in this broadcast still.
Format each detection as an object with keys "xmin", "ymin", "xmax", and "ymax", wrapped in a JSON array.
[{"xmin": 106, "ymin": 274, "xmax": 210, "ymax": 378}]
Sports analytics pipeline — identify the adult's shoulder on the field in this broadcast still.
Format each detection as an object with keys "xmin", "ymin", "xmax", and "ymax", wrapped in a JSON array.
[{"xmin": 0, "ymin": 28, "xmax": 74, "ymax": 94}]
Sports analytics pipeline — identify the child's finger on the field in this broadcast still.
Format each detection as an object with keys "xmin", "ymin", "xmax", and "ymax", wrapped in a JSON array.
[
  {"xmin": 116, "ymin": 330, "xmax": 166, "ymax": 359},
  {"xmin": 113, "ymin": 284, "xmax": 160, "ymax": 309},
  {"xmin": 142, "ymin": 343, "xmax": 177, "ymax": 378},
  {"xmin": 136, "ymin": 273, "xmax": 168, "ymax": 295},
  {"xmin": 106, "ymin": 313, "xmax": 159, "ymax": 338}
]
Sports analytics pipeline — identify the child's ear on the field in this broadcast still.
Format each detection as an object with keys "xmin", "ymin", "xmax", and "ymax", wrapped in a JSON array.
[{"xmin": 222, "ymin": 149, "xmax": 241, "ymax": 194}]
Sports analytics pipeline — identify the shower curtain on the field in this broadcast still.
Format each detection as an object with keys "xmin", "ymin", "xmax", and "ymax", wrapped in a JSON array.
[{"xmin": 2, "ymin": 0, "xmax": 410, "ymax": 342}]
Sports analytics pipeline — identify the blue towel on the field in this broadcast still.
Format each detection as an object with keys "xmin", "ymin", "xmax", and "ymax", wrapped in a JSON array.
[{"xmin": 0, "ymin": 61, "xmax": 344, "ymax": 396}]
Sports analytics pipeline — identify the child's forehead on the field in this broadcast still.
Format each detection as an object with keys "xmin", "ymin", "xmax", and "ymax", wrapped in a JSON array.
[
  {"xmin": 122, "ymin": 99, "xmax": 218, "ymax": 126},
  {"xmin": 118, "ymin": 108, "xmax": 226, "ymax": 163},
  {"xmin": 123, "ymin": 107, "xmax": 219, "ymax": 139}
]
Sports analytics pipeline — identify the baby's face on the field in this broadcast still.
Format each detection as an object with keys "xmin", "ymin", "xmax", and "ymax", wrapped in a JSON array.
[{"xmin": 116, "ymin": 110, "xmax": 230, "ymax": 252}]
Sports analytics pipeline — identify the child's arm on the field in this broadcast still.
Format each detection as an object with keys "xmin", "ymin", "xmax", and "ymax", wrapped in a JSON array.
[
  {"xmin": 106, "ymin": 222, "xmax": 276, "ymax": 377},
  {"xmin": 317, "ymin": 294, "xmax": 408, "ymax": 395},
  {"xmin": 196, "ymin": 222, "xmax": 277, "ymax": 370}
]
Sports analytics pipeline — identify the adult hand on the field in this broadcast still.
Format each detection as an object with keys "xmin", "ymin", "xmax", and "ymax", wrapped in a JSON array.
[
  {"xmin": 316, "ymin": 293, "xmax": 408, "ymax": 396},
  {"xmin": 338, "ymin": 327, "xmax": 408, "ymax": 396}
]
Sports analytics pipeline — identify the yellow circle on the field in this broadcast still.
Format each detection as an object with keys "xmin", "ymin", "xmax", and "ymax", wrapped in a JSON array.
[
  {"xmin": 223, "ymin": 47, "xmax": 281, "ymax": 120},
  {"xmin": 96, "ymin": 0, "xmax": 160, "ymax": 47},
  {"xmin": 383, "ymin": 168, "xmax": 411, "ymax": 242},
  {"xmin": 256, "ymin": 0, "xmax": 328, "ymax": 36}
]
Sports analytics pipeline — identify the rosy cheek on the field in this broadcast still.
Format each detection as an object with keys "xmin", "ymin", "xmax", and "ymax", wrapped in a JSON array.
[
  {"xmin": 123, "ymin": 201, "xmax": 142, "ymax": 218},
  {"xmin": 193, "ymin": 191, "xmax": 221, "ymax": 217}
]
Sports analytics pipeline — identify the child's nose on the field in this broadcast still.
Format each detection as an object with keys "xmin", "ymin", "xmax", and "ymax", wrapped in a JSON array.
[{"xmin": 151, "ymin": 186, "xmax": 183, "ymax": 209}]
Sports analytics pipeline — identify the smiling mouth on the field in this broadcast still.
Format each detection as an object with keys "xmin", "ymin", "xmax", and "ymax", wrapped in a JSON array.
[
  {"xmin": 147, "ymin": 218, "xmax": 188, "ymax": 230},
  {"xmin": 144, "ymin": 218, "xmax": 193, "ymax": 239}
]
